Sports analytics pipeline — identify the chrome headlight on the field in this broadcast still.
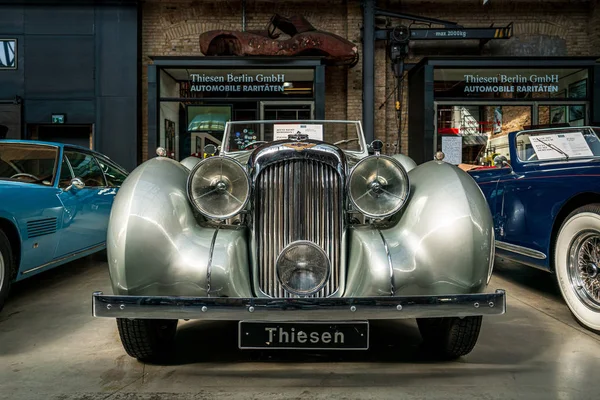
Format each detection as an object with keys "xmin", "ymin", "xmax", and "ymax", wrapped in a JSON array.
[
  {"xmin": 276, "ymin": 241, "xmax": 330, "ymax": 296},
  {"xmin": 187, "ymin": 156, "xmax": 250, "ymax": 220},
  {"xmin": 348, "ymin": 155, "xmax": 410, "ymax": 218}
]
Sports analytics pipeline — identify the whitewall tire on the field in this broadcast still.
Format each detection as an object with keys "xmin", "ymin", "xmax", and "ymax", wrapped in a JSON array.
[
  {"xmin": 0, "ymin": 229, "xmax": 13, "ymax": 312},
  {"xmin": 555, "ymin": 205, "xmax": 600, "ymax": 333}
]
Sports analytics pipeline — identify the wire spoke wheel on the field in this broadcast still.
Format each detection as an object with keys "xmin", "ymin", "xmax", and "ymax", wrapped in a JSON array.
[{"xmin": 568, "ymin": 231, "xmax": 600, "ymax": 311}]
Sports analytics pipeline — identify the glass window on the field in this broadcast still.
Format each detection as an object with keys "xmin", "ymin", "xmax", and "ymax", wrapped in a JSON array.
[
  {"xmin": 96, "ymin": 157, "xmax": 127, "ymax": 187},
  {"xmin": 58, "ymin": 157, "xmax": 73, "ymax": 188},
  {"xmin": 436, "ymin": 105, "xmax": 532, "ymax": 166},
  {"xmin": 64, "ymin": 151, "xmax": 106, "ymax": 187},
  {"xmin": 0, "ymin": 143, "xmax": 58, "ymax": 185}
]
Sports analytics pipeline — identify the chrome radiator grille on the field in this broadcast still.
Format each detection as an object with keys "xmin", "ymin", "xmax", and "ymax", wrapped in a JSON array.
[{"xmin": 255, "ymin": 159, "xmax": 342, "ymax": 298}]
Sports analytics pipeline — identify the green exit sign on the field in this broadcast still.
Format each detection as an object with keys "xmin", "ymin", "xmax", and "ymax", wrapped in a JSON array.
[{"xmin": 52, "ymin": 114, "xmax": 66, "ymax": 124}]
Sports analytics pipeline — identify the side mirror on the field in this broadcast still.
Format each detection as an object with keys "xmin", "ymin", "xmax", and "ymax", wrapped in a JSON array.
[
  {"xmin": 502, "ymin": 160, "xmax": 514, "ymax": 173},
  {"xmin": 65, "ymin": 177, "xmax": 85, "ymax": 192},
  {"xmin": 370, "ymin": 140, "xmax": 384, "ymax": 155}
]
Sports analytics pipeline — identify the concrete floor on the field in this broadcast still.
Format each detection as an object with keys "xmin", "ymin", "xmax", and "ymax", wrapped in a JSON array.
[{"xmin": 0, "ymin": 254, "xmax": 599, "ymax": 400}]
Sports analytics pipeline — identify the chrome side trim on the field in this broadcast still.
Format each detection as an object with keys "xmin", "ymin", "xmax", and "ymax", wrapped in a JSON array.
[
  {"xmin": 92, "ymin": 289, "xmax": 507, "ymax": 321},
  {"xmin": 377, "ymin": 229, "xmax": 394, "ymax": 295},
  {"xmin": 22, "ymin": 243, "xmax": 106, "ymax": 275},
  {"xmin": 206, "ymin": 224, "xmax": 222, "ymax": 297},
  {"xmin": 495, "ymin": 240, "xmax": 547, "ymax": 260}
]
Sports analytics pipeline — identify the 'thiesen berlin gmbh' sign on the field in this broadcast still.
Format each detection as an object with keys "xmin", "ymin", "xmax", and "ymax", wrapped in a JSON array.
[
  {"xmin": 189, "ymin": 73, "xmax": 286, "ymax": 92},
  {"xmin": 463, "ymin": 73, "xmax": 560, "ymax": 93}
]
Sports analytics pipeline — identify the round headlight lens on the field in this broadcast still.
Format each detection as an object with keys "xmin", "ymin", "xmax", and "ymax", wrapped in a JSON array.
[
  {"xmin": 276, "ymin": 241, "xmax": 331, "ymax": 296},
  {"xmin": 348, "ymin": 155, "xmax": 410, "ymax": 218},
  {"xmin": 187, "ymin": 156, "xmax": 250, "ymax": 219}
]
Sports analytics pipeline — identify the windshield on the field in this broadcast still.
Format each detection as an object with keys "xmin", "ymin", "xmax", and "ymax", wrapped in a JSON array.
[
  {"xmin": 222, "ymin": 120, "xmax": 365, "ymax": 153},
  {"xmin": 0, "ymin": 143, "xmax": 59, "ymax": 185},
  {"xmin": 515, "ymin": 127, "xmax": 600, "ymax": 162}
]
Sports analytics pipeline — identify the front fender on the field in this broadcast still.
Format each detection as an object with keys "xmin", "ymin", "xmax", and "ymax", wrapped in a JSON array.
[
  {"xmin": 107, "ymin": 157, "xmax": 252, "ymax": 296},
  {"xmin": 0, "ymin": 210, "xmax": 21, "ymax": 238},
  {"xmin": 110, "ymin": 158, "xmax": 493, "ymax": 298},
  {"xmin": 345, "ymin": 160, "xmax": 494, "ymax": 296}
]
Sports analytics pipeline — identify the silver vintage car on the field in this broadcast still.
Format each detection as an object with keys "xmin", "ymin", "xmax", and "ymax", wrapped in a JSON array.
[{"xmin": 93, "ymin": 120, "xmax": 506, "ymax": 362}]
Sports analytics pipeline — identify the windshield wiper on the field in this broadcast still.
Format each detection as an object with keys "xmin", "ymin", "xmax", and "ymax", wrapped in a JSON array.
[{"xmin": 535, "ymin": 138, "xmax": 569, "ymax": 160}]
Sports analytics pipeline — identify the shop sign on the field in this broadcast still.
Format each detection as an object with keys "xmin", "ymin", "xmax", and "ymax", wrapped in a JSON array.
[
  {"xmin": 188, "ymin": 73, "xmax": 286, "ymax": 93},
  {"xmin": 463, "ymin": 74, "xmax": 560, "ymax": 94}
]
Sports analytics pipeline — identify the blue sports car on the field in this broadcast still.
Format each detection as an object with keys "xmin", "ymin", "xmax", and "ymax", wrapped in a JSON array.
[
  {"xmin": 468, "ymin": 126, "xmax": 600, "ymax": 333},
  {"xmin": 0, "ymin": 140, "xmax": 128, "ymax": 311}
]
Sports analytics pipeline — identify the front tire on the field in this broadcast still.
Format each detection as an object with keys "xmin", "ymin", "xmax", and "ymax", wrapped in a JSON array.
[
  {"xmin": 417, "ymin": 316, "xmax": 482, "ymax": 359},
  {"xmin": 554, "ymin": 204, "xmax": 600, "ymax": 333},
  {"xmin": 0, "ymin": 229, "xmax": 14, "ymax": 312},
  {"xmin": 116, "ymin": 318, "xmax": 178, "ymax": 362}
]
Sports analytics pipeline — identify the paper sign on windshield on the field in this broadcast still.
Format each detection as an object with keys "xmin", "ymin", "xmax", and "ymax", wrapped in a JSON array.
[
  {"xmin": 274, "ymin": 124, "xmax": 323, "ymax": 141},
  {"xmin": 529, "ymin": 132, "xmax": 593, "ymax": 160},
  {"xmin": 441, "ymin": 136, "xmax": 463, "ymax": 165}
]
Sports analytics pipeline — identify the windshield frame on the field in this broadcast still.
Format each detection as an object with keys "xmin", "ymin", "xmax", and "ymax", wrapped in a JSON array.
[
  {"xmin": 221, "ymin": 120, "xmax": 367, "ymax": 155},
  {"xmin": 514, "ymin": 126, "xmax": 600, "ymax": 164},
  {"xmin": 0, "ymin": 142, "xmax": 61, "ymax": 186}
]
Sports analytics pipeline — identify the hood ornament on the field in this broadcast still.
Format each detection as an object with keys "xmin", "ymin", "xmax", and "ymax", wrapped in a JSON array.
[{"xmin": 288, "ymin": 132, "xmax": 309, "ymax": 141}]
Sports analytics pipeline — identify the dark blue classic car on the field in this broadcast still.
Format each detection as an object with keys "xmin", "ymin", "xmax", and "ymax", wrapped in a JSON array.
[
  {"xmin": 0, "ymin": 140, "xmax": 128, "ymax": 311},
  {"xmin": 469, "ymin": 126, "xmax": 600, "ymax": 332}
]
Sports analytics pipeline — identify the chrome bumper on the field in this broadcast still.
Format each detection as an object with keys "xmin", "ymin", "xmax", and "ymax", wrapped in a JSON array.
[{"xmin": 92, "ymin": 290, "xmax": 506, "ymax": 321}]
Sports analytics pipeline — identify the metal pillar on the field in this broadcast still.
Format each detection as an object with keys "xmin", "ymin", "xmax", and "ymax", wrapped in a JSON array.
[
  {"xmin": 362, "ymin": 0, "xmax": 375, "ymax": 144},
  {"xmin": 242, "ymin": 0, "xmax": 247, "ymax": 31},
  {"xmin": 147, "ymin": 64, "xmax": 158, "ymax": 160}
]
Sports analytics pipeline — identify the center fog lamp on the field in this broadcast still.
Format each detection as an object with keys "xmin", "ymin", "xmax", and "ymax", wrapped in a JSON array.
[
  {"xmin": 187, "ymin": 156, "xmax": 250, "ymax": 219},
  {"xmin": 276, "ymin": 241, "xmax": 331, "ymax": 296},
  {"xmin": 348, "ymin": 155, "xmax": 410, "ymax": 218}
]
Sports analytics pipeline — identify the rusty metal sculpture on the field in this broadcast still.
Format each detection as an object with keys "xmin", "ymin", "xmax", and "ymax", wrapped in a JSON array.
[{"xmin": 199, "ymin": 14, "xmax": 359, "ymax": 67}]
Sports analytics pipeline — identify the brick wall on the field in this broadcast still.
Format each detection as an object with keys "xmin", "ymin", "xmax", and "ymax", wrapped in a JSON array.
[
  {"xmin": 591, "ymin": 0, "xmax": 600, "ymax": 53},
  {"xmin": 141, "ymin": 0, "xmax": 596, "ymax": 161}
]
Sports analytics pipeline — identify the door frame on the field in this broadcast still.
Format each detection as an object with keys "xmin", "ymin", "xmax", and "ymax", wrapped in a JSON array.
[
  {"xmin": 259, "ymin": 100, "xmax": 315, "ymax": 119},
  {"xmin": 258, "ymin": 100, "xmax": 315, "ymax": 140}
]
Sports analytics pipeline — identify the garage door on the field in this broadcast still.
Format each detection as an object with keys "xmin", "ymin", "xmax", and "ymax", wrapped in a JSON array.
[{"xmin": 0, "ymin": 103, "xmax": 21, "ymax": 139}]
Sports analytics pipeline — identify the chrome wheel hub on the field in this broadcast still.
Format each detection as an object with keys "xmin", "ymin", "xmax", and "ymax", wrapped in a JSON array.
[{"xmin": 568, "ymin": 232, "xmax": 600, "ymax": 310}]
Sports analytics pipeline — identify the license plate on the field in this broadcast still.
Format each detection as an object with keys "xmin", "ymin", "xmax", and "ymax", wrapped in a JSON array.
[{"xmin": 238, "ymin": 321, "xmax": 369, "ymax": 350}]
